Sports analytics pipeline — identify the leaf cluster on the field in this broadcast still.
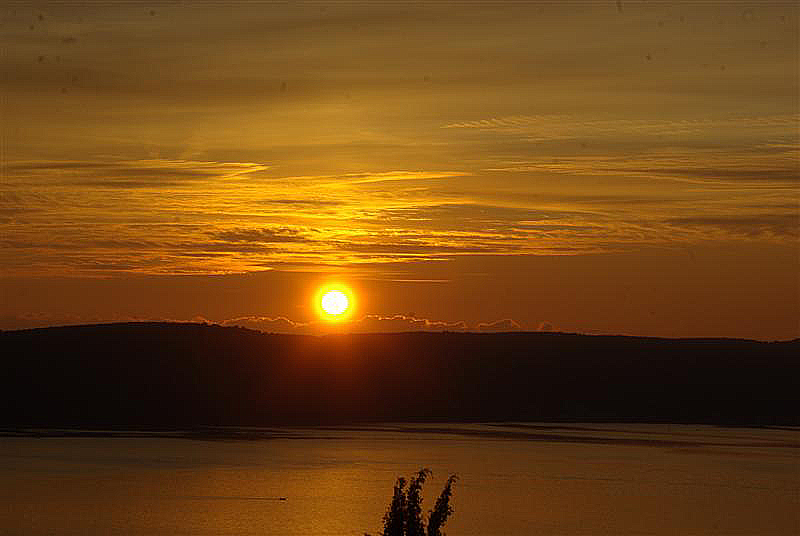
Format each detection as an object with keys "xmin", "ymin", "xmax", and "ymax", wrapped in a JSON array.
[{"xmin": 367, "ymin": 468, "xmax": 457, "ymax": 536}]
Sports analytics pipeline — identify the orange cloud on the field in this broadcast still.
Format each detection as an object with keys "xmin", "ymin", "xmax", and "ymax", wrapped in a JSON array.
[{"xmin": 221, "ymin": 314, "xmax": 477, "ymax": 335}]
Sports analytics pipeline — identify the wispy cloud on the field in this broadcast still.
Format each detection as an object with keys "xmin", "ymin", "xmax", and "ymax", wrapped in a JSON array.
[
  {"xmin": 664, "ymin": 213, "xmax": 799, "ymax": 239},
  {"xmin": 443, "ymin": 114, "xmax": 798, "ymax": 138},
  {"xmin": 483, "ymin": 145, "xmax": 799, "ymax": 186},
  {"xmin": 211, "ymin": 227, "xmax": 316, "ymax": 243},
  {"xmin": 0, "ymin": 313, "xmax": 532, "ymax": 334},
  {"xmin": 477, "ymin": 318, "xmax": 521, "ymax": 332},
  {"xmin": 315, "ymin": 171, "xmax": 468, "ymax": 187},
  {"xmin": 2, "ymin": 151, "xmax": 796, "ymax": 276},
  {"xmin": 3, "ymin": 159, "xmax": 270, "ymax": 188},
  {"xmin": 221, "ymin": 314, "xmax": 472, "ymax": 335}
]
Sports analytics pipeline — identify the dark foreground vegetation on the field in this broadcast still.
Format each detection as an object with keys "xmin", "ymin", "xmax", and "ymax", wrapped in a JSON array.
[
  {"xmin": 368, "ymin": 469, "xmax": 457, "ymax": 536},
  {"xmin": 1, "ymin": 322, "xmax": 798, "ymax": 427}
]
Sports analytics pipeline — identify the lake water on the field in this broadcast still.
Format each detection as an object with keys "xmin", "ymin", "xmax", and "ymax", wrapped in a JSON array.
[{"xmin": 1, "ymin": 424, "xmax": 798, "ymax": 535}]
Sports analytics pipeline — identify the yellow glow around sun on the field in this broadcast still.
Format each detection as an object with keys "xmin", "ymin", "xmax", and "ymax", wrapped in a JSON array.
[{"xmin": 315, "ymin": 284, "xmax": 355, "ymax": 321}]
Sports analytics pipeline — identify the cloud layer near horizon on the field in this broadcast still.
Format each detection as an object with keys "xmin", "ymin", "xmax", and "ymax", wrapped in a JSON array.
[{"xmin": 0, "ymin": 311, "xmax": 536, "ymax": 336}]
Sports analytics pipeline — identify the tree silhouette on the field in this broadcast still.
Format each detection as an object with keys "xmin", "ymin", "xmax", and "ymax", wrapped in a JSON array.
[
  {"xmin": 426, "ymin": 474, "xmax": 457, "ymax": 536},
  {"xmin": 368, "ymin": 468, "xmax": 457, "ymax": 536},
  {"xmin": 405, "ymin": 469, "xmax": 428, "ymax": 536},
  {"xmin": 382, "ymin": 476, "xmax": 408, "ymax": 536}
]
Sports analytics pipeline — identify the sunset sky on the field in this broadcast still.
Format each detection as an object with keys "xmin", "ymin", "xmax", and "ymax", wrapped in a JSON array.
[{"xmin": 1, "ymin": 2, "xmax": 798, "ymax": 339}]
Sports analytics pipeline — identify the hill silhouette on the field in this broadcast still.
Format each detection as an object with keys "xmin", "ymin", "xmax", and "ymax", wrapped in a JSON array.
[{"xmin": 1, "ymin": 323, "xmax": 797, "ymax": 428}]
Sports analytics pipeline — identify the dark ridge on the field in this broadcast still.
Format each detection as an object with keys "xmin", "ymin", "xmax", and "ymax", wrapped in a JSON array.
[{"xmin": 1, "ymin": 322, "xmax": 797, "ymax": 428}]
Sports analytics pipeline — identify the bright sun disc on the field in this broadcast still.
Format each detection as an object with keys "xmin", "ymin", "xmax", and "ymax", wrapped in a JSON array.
[{"xmin": 321, "ymin": 289, "xmax": 349, "ymax": 316}]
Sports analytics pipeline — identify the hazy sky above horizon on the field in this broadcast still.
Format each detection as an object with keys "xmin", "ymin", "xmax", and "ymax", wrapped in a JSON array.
[{"xmin": 1, "ymin": 2, "xmax": 798, "ymax": 339}]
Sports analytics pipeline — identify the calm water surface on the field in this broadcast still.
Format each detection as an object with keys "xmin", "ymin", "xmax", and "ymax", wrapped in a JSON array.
[{"xmin": 1, "ymin": 424, "xmax": 798, "ymax": 535}]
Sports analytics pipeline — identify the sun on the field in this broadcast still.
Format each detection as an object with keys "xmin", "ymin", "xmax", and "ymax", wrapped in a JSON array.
[
  {"xmin": 321, "ymin": 290, "xmax": 349, "ymax": 316},
  {"xmin": 315, "ymin": 284, "xmax": 355, "ymax": 321}
]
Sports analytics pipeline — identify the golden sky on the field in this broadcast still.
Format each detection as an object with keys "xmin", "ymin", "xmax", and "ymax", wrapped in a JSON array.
[{"xmin": 1, "ymin": 2, "xmax": 798, "ymax": 339}]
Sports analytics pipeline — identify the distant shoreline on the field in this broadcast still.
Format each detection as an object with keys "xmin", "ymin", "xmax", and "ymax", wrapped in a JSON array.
[
  {"xmin": 4, "ymin": 323, "xmax": 798, "ymax": 427},
  {"xmin": 3, "ymin": 321, "xmax": 799, "ymax": 343},
  {"xmin": 2, "ymin": 423, "xmax": 799, "ymax": 453}
]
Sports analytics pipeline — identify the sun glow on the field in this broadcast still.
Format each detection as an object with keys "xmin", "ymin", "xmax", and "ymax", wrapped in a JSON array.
[
  {"xmin": 316, "ymin": 284, "xmax": 355, "ymax": 321},
  {"xmin": 321, "ymin": 290, "xmax": 349, "ymax": 316}
]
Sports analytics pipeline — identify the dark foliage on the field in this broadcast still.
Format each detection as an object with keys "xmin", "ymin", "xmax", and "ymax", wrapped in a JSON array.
[
  {"xmin": 370, "ymin": 468, "xmax": 457, "ymax": 536},
  {"xmin": 427, "ymin": 474, "xmax": 457, "ymax": 536},
  {"xmin": 382, "ymin": 477, "xmax": 407, "ymax": 536},
  {"xmin": 405, "ymin": 469, "xmax": 429, "ymax": 536},
  {"xmin": 1, "ymin": 322, "xmax": 799, "ymax": 427}
]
